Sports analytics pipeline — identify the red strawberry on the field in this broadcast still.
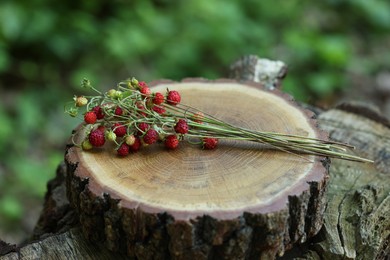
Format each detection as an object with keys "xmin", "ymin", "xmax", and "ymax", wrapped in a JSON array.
[
  {"xmin": 89, "ymin": 129, "xmax": 106, "ymax": 147},
  {"xmin": 143, "ymin": 129, "xmax": 159, "ymax": 145},
  {"xmin": 152, "ymin": 105, "xmax": 166, "ymax": 115},
  {"xmin": 137, "ymin": 122, "xmax": 150, "ymax": 134},
  {"xmin": 84, "ymin": 111, "xmax": 97, "ymax": 124},
  {"xmin": 112, "ymin": 123, "xmax": 127, "ymax": 137},
  {"xmin": 166, "ymin": 90, "xmax": 181, "ymax": 105},
  {"xmin": 203, "ymin": 138, "xmax": 218, "ymax": 150},
  {"xmin": 92, "ymin": 106, "xmax": 105, "ymax": 119},
  {"xmin": 97, "ymin": 125, "xmax": 106, "ymax": 133},
  {"xmin": 129, "ymin": 136, "xmax": 141, "ymax": 152},
  {"xmin": 152, "ymin": 92, "xmax": 164, "ymax": 105},
  {"xmin": 117, "ymin": 143, "xmax": 130, "ymax": 156},
  {"xmin": 192, "ymin": 112, "xmax": 204, "ymax": 124},
  {"xmin": 165, "ymin": 135, "xmax": 179, "ymax": 149},
  {"xmin": 138, "ymin": 81, "xmax": 148, "ymax": 89},
  {"xmin": 174, "ymin": 119, "xmax": 189, "ymax": 134},
  {"xmin": 140, "ymin": 86, "xmax": 151, "ymax": 97},
  {"xmin": 136, "ymin": 102, "xmax": 147, "ymax": 117},
  {"xmin": 114, "ymin": 106, "xmax": 123, "ymax": 116}
]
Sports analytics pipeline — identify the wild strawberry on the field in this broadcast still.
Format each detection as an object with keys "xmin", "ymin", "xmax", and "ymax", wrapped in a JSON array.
[
  {"xmin": 84, "ymin": 111, "xmax": 97, "ymax": 124},
  {"xmin": 192, "ymin": 112, "xmax": 204, "ymax": 124},
  {"xmin": 152, "ymin": 105, "xmax": 166, "ymax": 115},
  {"xmin": 129, "ymin": 136, "xmax": 141, "ymax": 152},
  {"xmin": 89, "ymin": 129, "xmax": 105, "ymax": 147},
  {"xmin": 140, "ymin": 86, "xmax": 151, "ymax": 97},
  {"xmin": 81, "ymin": 139, "xmax": 93, "ymax": 150},
  {"xmin": 138, "ymin": 81, "xmax": 148, "ymax": 89},
  {"xmin": 203, "ymin": 138, "xmax": 218, "ymax": 150},
  {"xmin": 114, "ymin": 106, "xmax": 123, "ymax": 116},
  {"xmin": 131, "ymin": 77, "xmax": 139, "ymax": 86},
  {"xmin": 112, "ymin": 123, "xmax": 127, "ymax": 137},
  {"xmin": 106, "ymin": 130, "xmax": 117, "ymax": 142},
  {"xmin": 174, "ymin": 119, "xmax": 189, "ymax": 134},
  {"xmin": 75, "ymin": 96, "xmax": 88, "ymax": 107},
  {"xmin": 143, "ymin": 129, "xmax": 159, "ymax": 145},
  {"xmin": 165, "ymin": 135, "xmax": 179, "ymax": 149},
  {"xmin": 115, "ymin": 90, "xmax": 123, "ymax": 99},
  {"xmin": 152, "ymin": 92, "xmax": 164, "ymax": 105},
  {"xmin": 107, "ymin": 89, "xmax": 117, "ymax": 98},
  {"xmin": 92, "ymin": 106, "xmax": 105, "ymax": 119},
  {"xmin": 167, "ymin": 90, "xmax": 181, "ymax": 105},
  {"xmin": 137, "ymin": 122, "xmax": 150, "ymax": 134},
  {"xmin": 125, "ymin": 134, "xmax": 136, "ymax": 146},
  {"xmin": 97, "ymin": 125, "xmax": 106, "ymax": 133},
  {"xmin": 117, "ymin": 143, "xmax": 130, "ymax": 156}
]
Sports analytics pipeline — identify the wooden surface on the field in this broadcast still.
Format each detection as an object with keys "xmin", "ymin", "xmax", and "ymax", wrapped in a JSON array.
[
  {"xmin": 64, "ymin": 79, "xmax": 329, "ymax": 259},
  {"xmin": 1, "ymin": 55, "xmax": 388, "ymax": 260},
  {"xmin": 69, "ymin": 80, "xmax": 325, "ymax": 220}
]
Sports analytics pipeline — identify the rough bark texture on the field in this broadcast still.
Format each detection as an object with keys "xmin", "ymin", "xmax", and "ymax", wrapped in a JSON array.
[
  {"xmin": 1, "ymin": 55, "xmax": 389, "ymax": 260},
  {"xmin": 307, "ymin": 104, "xmax": 390, "ymax": 260},
  {"xmin": 229, "ymin": 55, "xmax": 288, "ymax": 90}
]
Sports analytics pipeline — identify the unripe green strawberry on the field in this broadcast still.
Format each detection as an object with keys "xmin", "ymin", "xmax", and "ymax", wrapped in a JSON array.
[
  {"xmin": 125, "ymin": 135, "xmax": 136, "ymax": 146},
  {"xmin": 75, "ymin": 96, "xmax": 88, "ymax": 107},
  {"xmin": 131, "ymin": 77, "xmax": 139, "ymax": 86},
  {"xmin": 115, "ymin": 90, "xmax": 123, "ymax": 99},
  {"xmin": 106, "ymin": 130, "xmax": 117, "ymax": 142},
  {"xmin": 81, "ymin": 139, "xmax": 93, "ymax": 150},
  {"xmin": 107, "ymin": 89, "xmax": 117, "ymax": 98}
]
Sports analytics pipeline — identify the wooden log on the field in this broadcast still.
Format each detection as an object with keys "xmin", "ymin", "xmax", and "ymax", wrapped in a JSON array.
[
  {"xmin": 306, "ymin": 104, "xmax": 390, "ymax": 260},
  {"xmin": 64, "ymin": 79, "xmax": 329, "ymax": 259}
]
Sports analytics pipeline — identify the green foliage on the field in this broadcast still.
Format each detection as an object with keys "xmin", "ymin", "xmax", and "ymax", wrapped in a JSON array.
[{"xmin": 0, "ymin": 0, "xmax": 389, "ymax": 240}]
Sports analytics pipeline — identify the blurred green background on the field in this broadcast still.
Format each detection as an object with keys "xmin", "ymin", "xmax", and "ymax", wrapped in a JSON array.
[{"xmin": 1, "ymin": 0, "xmax": 389, "ymax": 244}]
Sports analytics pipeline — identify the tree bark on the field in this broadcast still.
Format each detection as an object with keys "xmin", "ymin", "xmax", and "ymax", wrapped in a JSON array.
[{"xmin": 1, "ymin": 56, "xmax": 389, "ymax": 260}]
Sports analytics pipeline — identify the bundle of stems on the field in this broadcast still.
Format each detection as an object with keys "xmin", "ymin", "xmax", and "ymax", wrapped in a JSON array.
[
  {"xmin": 65, "ymin": 78, "xmax": 373, "ymax": 163},
  {"xmin": 162, "ymin": 103, "xmax": 372, "ymax": 163}
]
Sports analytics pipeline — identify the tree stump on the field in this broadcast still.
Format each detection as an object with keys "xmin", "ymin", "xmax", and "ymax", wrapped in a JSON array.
[{"xmin": 65, "ymin": 79, "xmax": 329, "ymax": 259}]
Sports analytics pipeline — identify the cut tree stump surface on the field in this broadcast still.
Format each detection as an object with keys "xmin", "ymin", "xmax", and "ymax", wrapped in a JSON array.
[{"xmin": 65, "ymin": 79, "xmax": 329, "ymax": 259}]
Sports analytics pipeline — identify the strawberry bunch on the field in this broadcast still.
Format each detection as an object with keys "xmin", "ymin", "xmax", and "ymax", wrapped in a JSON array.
[
  {"xmin": 65, "ymin": 78, "xmax": 372, "ymax": 163},
  {"xmin": 66, "ymin": 78, "xmax": 218, "ymax": 157}
]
